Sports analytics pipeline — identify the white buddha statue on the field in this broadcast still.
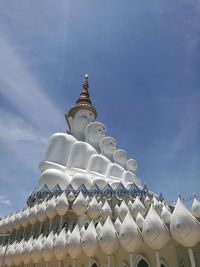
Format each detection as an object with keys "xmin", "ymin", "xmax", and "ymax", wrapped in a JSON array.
[
  {"xmin": 106, "ymin": 149, "xmax": 126, "ymax": 182},
  {"xmin": 39, "ymin": 133, "xmax": 77, "ymax": 173},
  {"xmin": 66, "ymin": 141, "xmax": 97, "ymax": 176},
  {"xmin": 38, "ymin": 75, "xmax": 97, "ymax": 190},
  {"xmin": 127, "ymin": 158, "xmax": 137, "ymax": 173},
  {"xmin": 100, "ymin": 136, "xmax": 116, "ymax": 161},
  {"xmin": 123, "ymin": 159, "xmax": 141, "ymax": 186},
  {"xmin": 66, "ymin": 121, "xmax": 107, "ymax": 188},
  {"xmin": 114, "ymin": 149, "xmax": 127, "ymax": 167},
  {"xmin": 38, "ymin": 133, "xmax": 76, "ymax": 191},
  {"xmin": 67, "ymin": 109, "xmax": 95, "ymax": 141},
  {"xmin": 87, "ymin": 151, "xmax": 110, "ymax": 179},
  {"xmin": 68, "ymin": 124, "xmax": 108, "ymax": 191},
  {"xmin": 86, "ymin": 136, "xmax": 116, "ymax": 190},
  {"xmin": 87, "ymin": 136, "xmax": 116, "ymax": 181},
  {"xmin": 84, "ymin": 121, "xmax": 107, "ymax": 152}
]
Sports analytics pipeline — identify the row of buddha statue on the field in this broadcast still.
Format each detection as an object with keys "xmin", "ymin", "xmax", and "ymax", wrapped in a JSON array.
[
  {"xmin": 38, "ymin": 121, "xmax": 141, "ymax": 191},
  {"xmin": 37, "ymin": 75, "xmax": 142, "ymax": 194}
]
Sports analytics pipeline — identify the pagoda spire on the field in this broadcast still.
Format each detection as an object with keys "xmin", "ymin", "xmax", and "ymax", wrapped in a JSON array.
[
  {"xmin": 65, "ymin": 74, "xmax": 97, "ymax": 133},
  {"xmin": 75, "ymin": 74, "xmax": 92, "ymax": 106}
]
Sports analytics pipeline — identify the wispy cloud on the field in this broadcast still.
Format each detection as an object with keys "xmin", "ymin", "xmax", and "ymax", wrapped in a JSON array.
[
  {"xmin": 0, "ymin": 110, "xmax": 46, "ymax": 214},
  {"xmin": 0, "ymin": 32, "xmax": 69, "ymax": 216},
  {"xmin": 0, "ymin": 195, "xmax": 11, "ymax": 205},
  {"xmin": 168, "ymin": 97, "xmax": 199, "ymax": 157},
  {"xmin": 0, "ymin": 108, "xmax": 48, "ymax": 169},
  {"xmin": 0, "ymin": 33, "xmax": 65, "ymax": 133},
  {"xmin": 0, "ymin": 109, "xmax": 47, "ymax": 144}
]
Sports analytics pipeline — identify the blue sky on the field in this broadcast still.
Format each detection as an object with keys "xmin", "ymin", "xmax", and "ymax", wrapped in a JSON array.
[{"xmin": 0, "ymin": 0, "xmax": 199, "ymax": 216}]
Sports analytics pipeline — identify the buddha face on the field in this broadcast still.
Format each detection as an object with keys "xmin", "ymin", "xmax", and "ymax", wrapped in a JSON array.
[
  {"xmin": 126, "ymin": 159, "xmax": 137, "ymax": 173},
  {"xmin": 113, "ymin": 149, "xmax": 127, "ymax": 166},
  {"xmin": 100, "ymin": 136, "xmax": 116, "ymax": 155},
  {"xmin": 85, "ymin": 122, "xmax": 107, "ymax": 145},
  {"xmin": 70, "ymin": 109, "xmax": 95, "ymax": 135}
]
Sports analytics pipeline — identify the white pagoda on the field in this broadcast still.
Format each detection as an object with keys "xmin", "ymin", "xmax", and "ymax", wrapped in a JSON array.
[{"xmin": 0, "ymin": 75, "xmax": 200, "ymax": 267}]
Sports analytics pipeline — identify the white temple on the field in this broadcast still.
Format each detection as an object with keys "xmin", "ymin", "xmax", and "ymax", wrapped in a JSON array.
[{"xmin": 0, "ymin": 75, "xmax": 200, "ymax": 267}]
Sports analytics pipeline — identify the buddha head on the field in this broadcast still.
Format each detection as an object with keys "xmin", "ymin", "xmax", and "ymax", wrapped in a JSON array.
[
  {"xmin": 84, "ymin": 122, "xmax": 107, "ymax": 149},
  {"xmin": 67, "ymin": 109, "xmax": 95, "ymax": 140},
  {"xmin": 65, "ymin": 75, "xmax": 97, "ymax": 141},
  {"xmin": 126, "ymin": 159, "xmax": 137, "ymax": 173},
  {"xmin": 100, "ymin": 136, "xmax": 116, "ymax": 158},
  {"xmin": 113, "ymin": 149, "xmax": 127, "ymax": 167}
]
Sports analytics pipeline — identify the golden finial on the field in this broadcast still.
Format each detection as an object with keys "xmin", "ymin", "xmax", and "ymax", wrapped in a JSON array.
[
  {"xmin": 65, "ymin": 74, "xmax": 97, "ymax": 129},
  {"xmin": 75, "ymin": 74, "xmax": 91, "ymax": 105}
]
